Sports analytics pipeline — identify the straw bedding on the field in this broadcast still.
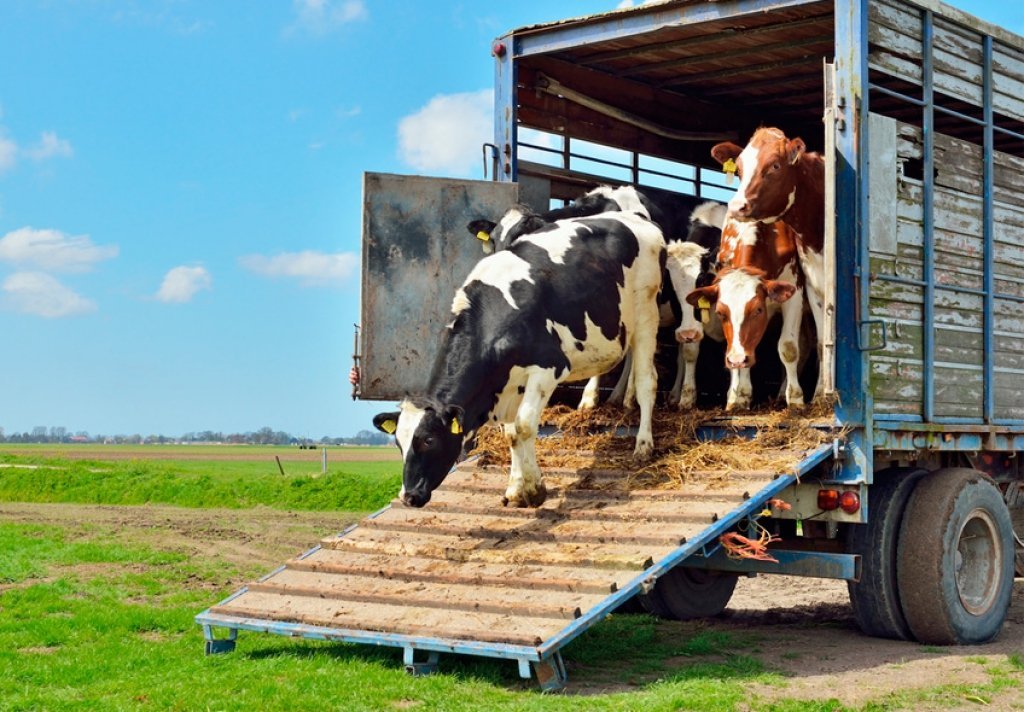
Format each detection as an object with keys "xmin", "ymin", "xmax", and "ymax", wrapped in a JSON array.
[{"xmin": 468, "ymin": 403, "xmax": 843, "ymax": 490}]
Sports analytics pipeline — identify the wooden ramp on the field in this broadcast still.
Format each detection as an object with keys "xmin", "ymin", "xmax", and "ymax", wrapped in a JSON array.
[{"xmin": 196, "ymin": 442, "xmax": 833, "ymax": 689}]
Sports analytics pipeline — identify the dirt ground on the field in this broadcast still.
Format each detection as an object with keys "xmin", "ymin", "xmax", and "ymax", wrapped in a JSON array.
[{"xmin": 3, "ymin": 502, "xmax": 1022, "ymax": 709}]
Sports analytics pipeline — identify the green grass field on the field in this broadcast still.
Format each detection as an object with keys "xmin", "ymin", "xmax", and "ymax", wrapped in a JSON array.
[
  {"xmin": 1, "ymin": 444, "xmax": 1021, "ymax": 710},
  {"xmin": 0, "ymin": 444, "xmax": 400, "ymax": 512}
]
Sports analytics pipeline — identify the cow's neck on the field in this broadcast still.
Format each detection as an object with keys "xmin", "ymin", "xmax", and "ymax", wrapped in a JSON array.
[
  {"xmin": 424, "ymin": 333, "xmax": 500, "ymax": 434},
  {"xmin": 782, "ymin": 155, "xmax": 825, "ymax": 252},
  {"xmin": 728, "ymin": 222, "xmax": 798, "ymax": 281}
]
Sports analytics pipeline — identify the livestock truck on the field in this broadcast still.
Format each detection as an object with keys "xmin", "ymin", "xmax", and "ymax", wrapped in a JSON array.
[{"xmin": 198, "ymin": 0, "xmax": 1024, "ymax": 689}]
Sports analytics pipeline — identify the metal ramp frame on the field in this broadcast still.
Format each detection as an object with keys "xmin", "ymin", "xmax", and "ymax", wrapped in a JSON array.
[{"xmin": 196, "ymin": 441, "xmax": 836, "ymax": 691}]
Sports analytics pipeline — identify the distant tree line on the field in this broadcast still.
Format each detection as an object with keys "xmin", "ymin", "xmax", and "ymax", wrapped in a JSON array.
[{"xmin": 0, "ymin": 425, "xmax": 391, "ymax": 447}]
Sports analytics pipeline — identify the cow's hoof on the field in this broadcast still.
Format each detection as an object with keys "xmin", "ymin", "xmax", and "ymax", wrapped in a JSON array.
[
  {"xmin": 502, "ymin": 482, "xmax": 547, "ymax": 508},
  {"xmin": 632, "ymin": 440, "xmax": 654, "ymax": 462},
  {"xmin": 677, "ymin": 391, "xmax": 696, "ymax": 410},
  {"xmin": 577, "ymin": 398, "xmax": 597, "ymax": 411}
]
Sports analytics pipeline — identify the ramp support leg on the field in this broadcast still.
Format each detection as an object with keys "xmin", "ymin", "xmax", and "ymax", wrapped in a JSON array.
[
  {"xmin": 202, "ymin": 625, "xmax": 237, "ymax": 655},
  {"xmin": 403, "ymin": 648, "xmax": 440, "ymax": 676},
  {"xmin": 532, "ymin": 652, "xmax": 568, "ymax": 692}
]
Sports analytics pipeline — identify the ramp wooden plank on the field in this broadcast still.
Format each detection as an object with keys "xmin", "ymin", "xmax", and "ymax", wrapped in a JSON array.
[
  {"xmin": 289, "ymin": 549, "xmax": 627, "ymax": 594},
  {"xmin": 419, "ymin": 490, "xmax": 745, "ymax": 523},
  {"xmin": 326, "ymin": 527, "xmax": 672, "ymax": 570},
  {"xmin": 361, "ymin": 508, "xmax": 693, "ymax": 547},
  {"xmin": 249, "ymin": 569, "xmax": 605, "ymax": 620},
  {"xmin": 212, "ymin": 590, "xmax": 563, "ymax": 647}
]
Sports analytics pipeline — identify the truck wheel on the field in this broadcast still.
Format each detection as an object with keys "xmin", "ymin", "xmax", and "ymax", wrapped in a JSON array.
[
  {"xmin": 846, "ymin": 467, "xmax": 926, "ymax": 640},
  {"xmin": 897, "ymin": 468, "xmax": 1015, "ymax": 644},
  {"xmin": 638, "ymin": 567, "xmax": 738, "ymax": 620}
]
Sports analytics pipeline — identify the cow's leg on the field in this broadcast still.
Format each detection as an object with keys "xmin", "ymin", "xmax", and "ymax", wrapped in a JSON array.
[
  {"xmin": 631, "ymin": 293, "xmax": 659, "ymax": 460},
  {"xmin": 673, "ymin": 342, "xmax": 700, "ymax": 409},
  {"xmin": 504, "ymin": 369, "xmax": 557, "ymax": 508},
  {"xmin": 805, "ymin": 286, "xmax": 827, "ymax": 402},
  {"xmin": 606, "ymin": 351, "xmax": 632, "ymax": 407},
  {"xmin": 577, "ymin": 376, "xmax": 601, "ymax": 410},
  {"xmin": 778, "ymin": 291, "xmax": 806, "ymax": 408},
  {"xmin": 726, "ymin": 367, "xmax": 753, "ymax": 411}
]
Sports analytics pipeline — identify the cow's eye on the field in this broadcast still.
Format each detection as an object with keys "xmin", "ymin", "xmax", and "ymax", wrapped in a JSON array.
[
  {"xmin": 770, "ymin": 161, "xmax": 781, "ymax": 172},
  {"xmin": 423, "ymin": 436, "xmax": 435, "ymax": 447}
]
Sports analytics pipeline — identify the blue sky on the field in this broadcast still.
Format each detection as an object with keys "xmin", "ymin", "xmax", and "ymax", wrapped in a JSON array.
[{"xmin": 0, "ymin": 0, "xmax": 1020, "ymax": 439}]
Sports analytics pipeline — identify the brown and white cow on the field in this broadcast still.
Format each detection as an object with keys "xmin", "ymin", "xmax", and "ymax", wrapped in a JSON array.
[
  {"xmin": 686, "ymin": 219, "xmax": 804, "ymax": 411},
  {"xmin": 710, "ymin": 127, "xmax": 827, "ymax": 402}
]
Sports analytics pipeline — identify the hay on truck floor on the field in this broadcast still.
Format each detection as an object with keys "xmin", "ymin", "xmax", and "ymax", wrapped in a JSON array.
[{"xmin": 468, "ymin": 404, "xmax": 843, "ymax": 491}]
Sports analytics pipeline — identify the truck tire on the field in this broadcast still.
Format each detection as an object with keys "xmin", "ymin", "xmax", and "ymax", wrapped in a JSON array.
[
  {"xmin": 637, "ymin": 567, "xmax": 738, "ymax": 620},
  {"xmin": 846, "ymin": 467, "xmax": 926, "ymax": 640},
  {"xmin": 896, "ymin": 468, "xmax": 1014, "ymax": 644}
]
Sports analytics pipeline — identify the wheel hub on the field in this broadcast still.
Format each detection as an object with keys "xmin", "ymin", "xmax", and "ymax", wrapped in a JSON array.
[{"xmin": 956, "ymin": 508, "xmax": 1002, "ymax": 616}]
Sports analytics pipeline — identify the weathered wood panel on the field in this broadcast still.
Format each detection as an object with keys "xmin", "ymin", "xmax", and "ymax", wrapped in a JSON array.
[{"xmin": 868, "ymin": 0, "xmax": 1024, "ymax": 121}]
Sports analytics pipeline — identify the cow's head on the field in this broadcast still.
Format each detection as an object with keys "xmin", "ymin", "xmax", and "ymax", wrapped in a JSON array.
[
  {"xmin": 711, "ymin": 128, "xmax": 806, "ymax": 223},
  {"xmin": 373, "ymin": 399, "xmax": 465, "ymax": 507},
  {"xmin": 666, "ymin": 241, "xmax": 717, "ymax": 344},
  {"xmin": 466, "ymin": 206, "xmax": 547, "ymax": 254},
  {"xmin": 686, "ymin": 267, "xmax": 796, "ymax": 369}
]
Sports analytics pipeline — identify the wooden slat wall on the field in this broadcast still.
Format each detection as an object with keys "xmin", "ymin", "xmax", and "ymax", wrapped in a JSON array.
[
  {"xmin": 868, "ymin": 0, "xmax": 1024, "ymax": 123},
  {"xmin": 868, "ymin": 116, "xmax": 1024, "ymax": 421}
]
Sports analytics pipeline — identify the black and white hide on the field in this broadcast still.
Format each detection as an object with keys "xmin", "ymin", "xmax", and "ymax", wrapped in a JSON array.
[{"xmin": 375, "ymin": 210, "xmax": 666, "ymax": 509}]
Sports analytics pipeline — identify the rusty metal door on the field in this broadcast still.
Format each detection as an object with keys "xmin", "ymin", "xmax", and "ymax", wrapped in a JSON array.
[{"xmin": 359, "ymin": 172, "xmax": 519, "ymax": 401}]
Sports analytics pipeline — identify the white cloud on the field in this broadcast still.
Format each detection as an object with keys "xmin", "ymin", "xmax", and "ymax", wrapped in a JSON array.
[
  {"xmin": 0, "ymin": 227, "xmax": 118, "ymax": 273},
  {"xmin": 0, "ymin": 133, "xmax": 15, "ymax": 174},
  {"xmin": 25, "ymin": 131, "xmax": 73, "ymax": 161},
  {"xmin": 155, "ymin": 265, "xmax": 212, "ymax": 303},
  {"xmin": 287, "ymin": 0, "xmax": 367, "ymax": 35},
  {"xmin": 397, "ymin": 89, "xmax": 492, "ymax": 176},
  {"xmin": 616, "ymin": 0, "xmax": 663, "ymax": 7},
  {"xmin": 238, "ymin": 250, "xmax": 357, "ymax": 287},
  {"xmin": 2, "ymin": 272, "xmax": 96, "ymax": 318}
]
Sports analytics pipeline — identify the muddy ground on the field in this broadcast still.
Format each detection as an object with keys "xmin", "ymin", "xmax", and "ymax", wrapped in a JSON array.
[{"xmin": 2, "ymin": 502, "xmax": 1022, "ymax": 709}]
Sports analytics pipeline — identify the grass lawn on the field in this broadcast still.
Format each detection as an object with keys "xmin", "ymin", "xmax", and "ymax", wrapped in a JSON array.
[
  {"xmin": 0, "ymin": 448, "xmax": 401, "ymax": 512},
  {"xmin": 0, "ymin": 520, "xmax": 788, "ymax": 711}
]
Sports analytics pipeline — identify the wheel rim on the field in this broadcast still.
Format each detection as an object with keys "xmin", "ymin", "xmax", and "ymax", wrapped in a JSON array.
[{"xmin": 955, "ymin": 508, "xmax": 1003, "ymax": 616}]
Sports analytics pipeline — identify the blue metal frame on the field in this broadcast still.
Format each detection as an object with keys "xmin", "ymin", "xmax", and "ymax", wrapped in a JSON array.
[
  {"xmin": 982, "ymin": 35, "xmax": 995, "ymax": 424},
  {"xmin": 494, "ymin": 33, "xmax": 517, "ymax": 182},
  {"xmin": 833, "ymin": 0, "xmax": 873, "ymax": 482},
  {"xmin": 921, "ymin": 9, "xmax": 936, "ymax": 423}
]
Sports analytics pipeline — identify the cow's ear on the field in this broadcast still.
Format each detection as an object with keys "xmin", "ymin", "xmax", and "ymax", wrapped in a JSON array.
[
  {"xmin": 373, "ymin": 412, "xmax": 401, "ymax": 435},
  {"xmin": 765, "ymin": 280, "xmax": 797, "ymax": 303},
  {"xmin": 441, "ymin": 404, "xmax": 465, "ymax": 436},
  {"xmin": 787, "ymin": 137, "xmax": 806, "ymax": 165},
  {"xmin": 519, "ymin": 214, "xmax": 548, "ymax": 235},
  {"xmin": 685, "ymin": 285, "xmax": 718, "ymax": 308},
  {"xmin": 467, "ymin": 219, "xmax": 496, "ymax": 239},
  {"xmin": 711, "ymin": 142, "xmax": 742, "ymax": 166}
]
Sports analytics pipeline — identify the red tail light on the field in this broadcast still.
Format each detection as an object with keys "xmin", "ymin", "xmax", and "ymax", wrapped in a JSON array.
[
  {"xmin": 839, "ymin": 490, "xmax": 861, "ymax": 514},
  {"xmin": 817, "ymin": 489, "xmax": 839, "ymax": 510}
]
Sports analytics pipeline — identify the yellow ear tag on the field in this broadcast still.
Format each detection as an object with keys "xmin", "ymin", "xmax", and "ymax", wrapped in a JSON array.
[
  {"xmin": 697, "ymin": 296, "xmax": 712, "ymax": 324},
  {"xmin": 759, "ymin": 508, "xmax": 773, "ymax": 517},
  {"xmin": 450, "ymin": 418, "xmax": 463, "ymax": 435},
  {"xmin": 380, "ymin": 420, "xmax": 397, "ymax": 435},
  {"xmin": 476, "ymin": 231, "xmax": 491, "ymax": 242},
  {"xmin": 723, "ymin": 158, "xmax": 737, "ymax": 185}
]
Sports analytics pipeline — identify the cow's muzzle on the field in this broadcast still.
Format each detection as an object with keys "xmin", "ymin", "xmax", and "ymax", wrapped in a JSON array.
[{"xmin": 676, "ymin": 328, "xmax": 703, "ymax": 344}]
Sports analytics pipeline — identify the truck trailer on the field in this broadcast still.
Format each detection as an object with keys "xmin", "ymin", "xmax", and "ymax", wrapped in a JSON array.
[{"xmin": 198, "ymin": 0, "xmax": 1024, "ymax": 689}]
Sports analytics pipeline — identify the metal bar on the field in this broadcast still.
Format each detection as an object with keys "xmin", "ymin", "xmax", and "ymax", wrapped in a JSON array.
[
  {"xmin": 512, "ymin": 0, "xmax": 822, "ymax": 58},
  {"xmin": 869, "ymin": 83, "xmax": 925, "ymax": 107},
  {"xmin": 934, "ymin": 103, "xmax": 986, "ymax": 127},
  {"xmin": 683, "ymin": 549, "xmax": 861, "ymax": 580},
  {"xmin": 872, "ymin": 274, "xmax": 1024, "ymax": 304},
  {"xmin": 982, "ymin": 35, "xmax": 995, "ymax": 423},
  {"xmin": 494, "ymin": 34, "xmax": 517, "ymax": 181},
  {"xmin": 194, "ymin": 613, "xmax": 544, "ymax": 662},
  {"xmin": 993, "ymin": 124, "xmax": 1024, "ymax": 141},
  {"xmin": 921, "ymin": 9, "xmax": 936, "ymax": 423}
]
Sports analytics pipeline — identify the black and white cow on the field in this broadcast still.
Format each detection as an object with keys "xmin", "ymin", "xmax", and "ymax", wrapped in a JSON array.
[
  {"xmin": 468, "ymin": 185, "xmax": 717, "ymax": 410},
  {"xmin": 663, "ymin": 201, "xmax": 727, "ymax": 408},
  {"xmin": 375, "ymin": 210, "xmax": 665, "ymax": 508}
]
